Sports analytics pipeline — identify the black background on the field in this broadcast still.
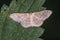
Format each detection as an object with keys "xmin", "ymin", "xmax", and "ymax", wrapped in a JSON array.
[{"xmin": 0, "ymin": 0, "xmax": 60, "ymax": 40}]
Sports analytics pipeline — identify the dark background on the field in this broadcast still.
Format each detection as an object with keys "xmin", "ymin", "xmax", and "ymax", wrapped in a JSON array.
[{"xmin": 0, "ymin": 0, "xmax": 60, "ymax": 40}]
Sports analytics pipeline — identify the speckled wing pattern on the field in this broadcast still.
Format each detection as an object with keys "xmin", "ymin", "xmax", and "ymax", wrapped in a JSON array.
[
  {"xmin": 32, "ymin": 10, "xmax": 52, "ymax": 27},
  {"xmin": 9, "ymin": 10, "xmax": 52, "ymax": 28}
]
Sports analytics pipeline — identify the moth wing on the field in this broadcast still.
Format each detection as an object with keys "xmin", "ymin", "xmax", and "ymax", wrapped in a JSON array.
[
  {"xmin": 9, "ymin": 13, "xmax": 31, "ymax": 28},
  {"xmin": 32, "ymin": 15, "xmax": 43, "ymax": 27},
  {"xmin": 33, "ymin": 10, "xmax": 52, "ymax": 21},
  {"xmin": 10, "ymin": 13, "xmax": 27, "ymax": 23},
  {"xmin": 32, "ymin": 10, "xmax": 52, "ymax": 27}
]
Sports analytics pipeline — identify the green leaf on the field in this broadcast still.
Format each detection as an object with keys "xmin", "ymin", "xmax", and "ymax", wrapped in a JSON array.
[{"xmin": 0, "ymin": 0, "xmax": 46, "ymax": 40}]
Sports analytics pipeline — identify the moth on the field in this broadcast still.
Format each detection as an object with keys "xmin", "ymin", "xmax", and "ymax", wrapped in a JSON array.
[{"xmin": 9, "ymin": 10, "xmax": 52, "ymax": 28}]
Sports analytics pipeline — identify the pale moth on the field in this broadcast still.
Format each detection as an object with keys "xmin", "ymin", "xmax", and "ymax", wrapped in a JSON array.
[{"xmin": 9, "ymin": 10, "xmax": 52, "ymax": 28}]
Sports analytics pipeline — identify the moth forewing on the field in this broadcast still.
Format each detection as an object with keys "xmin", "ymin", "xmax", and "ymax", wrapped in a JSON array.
[
  {"xmin": 10, "ymin": 13, "xmax": 31, "ymax": 28},
  {"xmin": 33, "ymin": 10, "xmax": 52, "ymax": 21},
  {"xmin": 42, "ymin": 10, "xmax": 52, "ymax": 20},
  {"xmin": 9, "ymin": 13, "xmax": 21, "ymax": 23}
]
